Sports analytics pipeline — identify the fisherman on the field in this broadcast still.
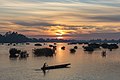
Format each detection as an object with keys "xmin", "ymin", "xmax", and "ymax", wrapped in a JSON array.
[{"xmin": 42, "ymin": 62, "xmax": 47, "ymax": 70}]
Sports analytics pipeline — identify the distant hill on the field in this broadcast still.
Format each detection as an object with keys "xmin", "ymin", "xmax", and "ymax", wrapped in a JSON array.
[
  {"xmin": 0, "ymin": 31, "xmax": 120, "ymax": 43},
  {"xmin": 0, "ymin": 31, "xmax": 73, "ymax": 43},
  {"xmin": 0, "ymin": 31, "xmax": 42, "ymax": 43}
]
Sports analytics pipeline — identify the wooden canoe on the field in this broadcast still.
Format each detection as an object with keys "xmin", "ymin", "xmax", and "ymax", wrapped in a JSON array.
[{"xmin": 41, "ymin": 63, "xmax": 71, "ymax": 70}]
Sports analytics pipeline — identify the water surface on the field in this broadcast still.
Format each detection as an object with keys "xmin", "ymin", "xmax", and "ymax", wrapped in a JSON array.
[{"xmin": 0, "ymin": 43, "xmax": 120, "ymax": 80}]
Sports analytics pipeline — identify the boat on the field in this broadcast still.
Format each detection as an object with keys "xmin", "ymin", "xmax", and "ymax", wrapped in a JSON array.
[
  {"xmin": 34, "ymin": 43, "xmax": 42, "ymax": 46},
  {"xmin": 41, "ymin": 63, "xmax": 71, "ymax": 70}
]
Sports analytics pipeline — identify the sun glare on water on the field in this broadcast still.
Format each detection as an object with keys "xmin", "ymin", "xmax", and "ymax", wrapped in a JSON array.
[{"xmin": 57, "ymin": 36, "xmax": 63, "ymax": 39}]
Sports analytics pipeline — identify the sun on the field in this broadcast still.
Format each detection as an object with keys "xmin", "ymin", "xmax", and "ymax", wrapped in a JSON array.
[
  {"xmin": 56, "ymin": 33, "xmax": 63, "ymax": 39},
  {"xmin": 55, "ymin": 30, "xmax": 64, "ymax": 39}
]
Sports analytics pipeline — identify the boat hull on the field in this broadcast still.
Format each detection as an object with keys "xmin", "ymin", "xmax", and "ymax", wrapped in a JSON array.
[{"xmin": 41, "ymin": 63, "xmax": 71, "ymax": 70}]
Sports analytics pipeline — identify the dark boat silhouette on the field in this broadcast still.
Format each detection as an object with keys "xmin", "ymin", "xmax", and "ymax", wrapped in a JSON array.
[
  {"xmin": 41, "ymin": 63, "xmax": 71, "ymax": 70},
  {"xmin": 34, "ymin": 43, "xmax": 42, "ymax": 46}
]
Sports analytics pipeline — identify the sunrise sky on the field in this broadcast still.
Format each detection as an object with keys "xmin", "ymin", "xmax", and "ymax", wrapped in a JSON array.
[{"xmin": 0, "ymin": 0, "xmax": 120, "ymax": 39}]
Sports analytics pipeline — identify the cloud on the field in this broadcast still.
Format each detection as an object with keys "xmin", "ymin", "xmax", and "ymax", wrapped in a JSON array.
[
  {"xmin": 1, "ymin": 0, "xmax": 120, "ymax": 25},
  {"xmin": 12, "ymin": 21, "xmax": 57, "ymax": 26},
  {"xmin": 87, "ymin": 15, "xmax": 120, "ymax": 22},
  {"xmin": 0, "ymin": 0, "xmax": 120, "ymax": 39}
]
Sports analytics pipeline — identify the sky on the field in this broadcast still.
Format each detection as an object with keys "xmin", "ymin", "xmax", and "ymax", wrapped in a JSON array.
[{"xmin": 0, "ymin": 0, "xmax": 120, "ymax": 39}]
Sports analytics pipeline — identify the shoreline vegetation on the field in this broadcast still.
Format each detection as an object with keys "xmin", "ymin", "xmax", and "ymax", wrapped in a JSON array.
[
  {"xmin": 0, "ymin": 31, "xmax": 120, "ymax": 43},
  {"xmin": 8, "ymin": 41, "xmax": 119, "ymax": 58},
  {"xmin": 1, "ymin": 31, "xmax": 119, "ymax": 58}
]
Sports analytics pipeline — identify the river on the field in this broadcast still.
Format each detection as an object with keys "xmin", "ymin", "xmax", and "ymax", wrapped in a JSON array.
[{"xmin": 0, "ymin": 43, "xmax": 120, "ymax": 80}]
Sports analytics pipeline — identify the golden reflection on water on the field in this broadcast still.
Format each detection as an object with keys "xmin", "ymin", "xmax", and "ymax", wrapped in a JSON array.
[
  {"xmin": 56, "ymin": 43, "xmax": 68, "ymax": 63},
  {"xmin": 0, "ymin": 43, "xmax": 120, "ymax": 80}
]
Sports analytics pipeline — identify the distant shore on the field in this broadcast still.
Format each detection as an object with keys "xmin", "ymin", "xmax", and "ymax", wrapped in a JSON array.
[{"xmin": 0, "ymin": 31, "xmax": 119, "ymax": 43}]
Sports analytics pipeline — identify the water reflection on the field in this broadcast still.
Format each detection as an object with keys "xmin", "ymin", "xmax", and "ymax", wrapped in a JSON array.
[
  {"xmin": 0, "ymin": 43, "xmax": 120, "ymax": 80},
  {"xmin": 84, "ymin": 51, "xmax": 93, "ymax": 54},
  {"xmin": 9, "ymin": 57, "xmax": 18, "ymax": 60},
  {"xmin": 101, "ymin": 51, "xmax": 107, "ymax": 58},
  {"xmin": 41, "ymin": 66, "xmax": 71, "ymax": 76}
]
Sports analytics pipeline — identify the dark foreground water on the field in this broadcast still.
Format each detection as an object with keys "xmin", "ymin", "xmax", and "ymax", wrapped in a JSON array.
[{"xmin": 0, "ymin": 43, "xmax": 120, "ymax": 80}]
